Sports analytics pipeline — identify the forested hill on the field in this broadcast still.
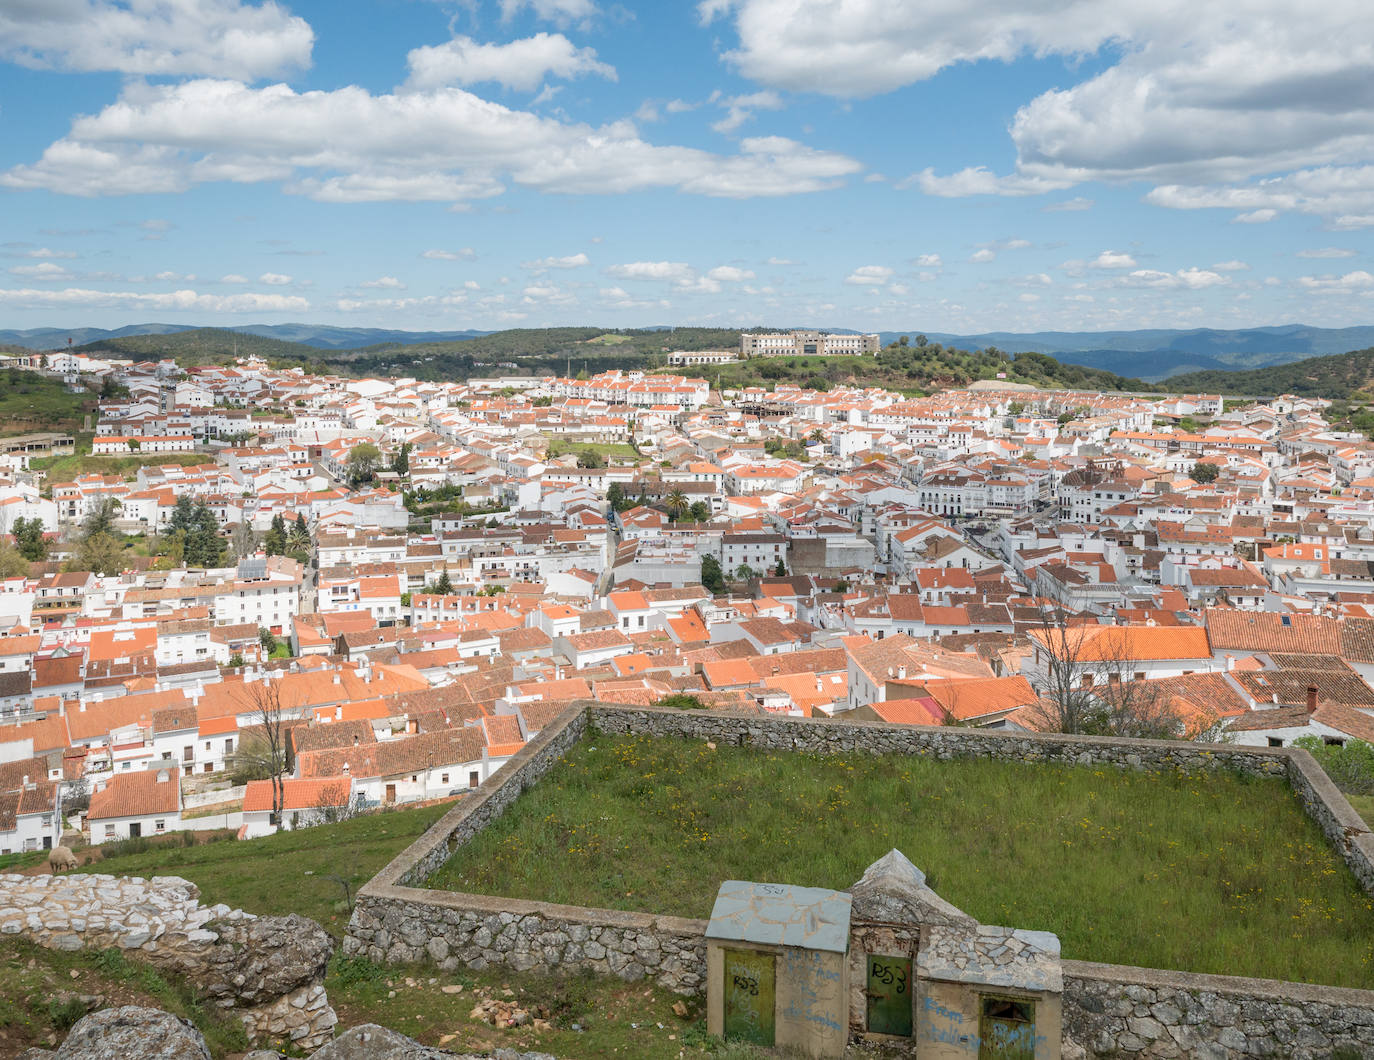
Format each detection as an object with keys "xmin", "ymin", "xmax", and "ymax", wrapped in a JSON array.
[
  {"xmin": 77, "ymin": 328, "xmax": 328, "ymax": 368},
  {"xmin": 1163, "ymin": 347, "xmax": 1374, "ymax": 398}
]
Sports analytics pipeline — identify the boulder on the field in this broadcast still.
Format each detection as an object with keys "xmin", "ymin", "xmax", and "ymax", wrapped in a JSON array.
[
  {"xmin": 198, "ymin": 914, "xmax": 335, "ymax": 1005},
  {"xmin": 848, "ymin": 849, "xmax": 977, "ymax": 928},
  {"xmin": 54, "ymin": 1006, "xmax": 211, "ymax": 1060},
  {"xmin": 307, "ymin": 1024, "xmax": 454, "ymax": 1059}
]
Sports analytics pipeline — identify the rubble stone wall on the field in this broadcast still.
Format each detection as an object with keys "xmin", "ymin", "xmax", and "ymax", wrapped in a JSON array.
[
  {"xmin": 346, "ymin": 701, "xmax": 1374, "ymax": 1046},
  {"xmin": 1063, "ymin": 960, "xmax": 1374, "ymax": 1059},
  {"xmin": 0, "ymin": 872, "xmax": 337, "ymax": 1051}
]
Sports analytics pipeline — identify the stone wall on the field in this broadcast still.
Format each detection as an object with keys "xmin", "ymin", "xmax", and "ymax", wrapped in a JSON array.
[
  {"xmin": 344, "ymin": 701, "xmax": 1374, "ymax": 1051},
  {"xmin": 0, "ymin": 872, "xmax": 337, "ymax": 1051},
  {"xmin": 1063, "ymin": 960, "xmax": 1374, "ymax": 1059}
]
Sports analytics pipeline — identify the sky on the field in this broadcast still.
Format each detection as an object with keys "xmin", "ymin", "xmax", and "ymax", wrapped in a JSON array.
[{"xmin": 1, "ymin": 0, "xmax": 1373, "ymax": 335}]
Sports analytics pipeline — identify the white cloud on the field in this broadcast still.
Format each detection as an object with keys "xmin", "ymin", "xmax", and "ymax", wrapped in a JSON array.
[
  {"xmin": 1120, "ymin": 267, "xmax": 1230, "ymax": 290},
  {"xmin": 422, "ymin": 248, "xmax": 476, "ymax": 260},
  {"xmin": 0, "ymin": 0, "xmax": 313, "ymax": 80},
  {"xmin": 9, "ymin": 246, "xmax": 79, "ymax": 259},
  {"xmin": 711, "ymin": 90, "xmax": 784, "ymax": 134},
  {"xmin": 2, "ymin": 81, "xmax": 860, "ymax": 203},
  {"xmin": 767, "ymin": 256, "xmax": 800, "ymax": 266},
  {"xmin": 905, "ymin": 166, "xmax": 1071, "ymax": 197},
  {"xmin": 0, "ymin": 286, "xmax": 308, "ymax": 312},
  {"xmin": 844, "ymin": 265, "xmax": 893, "ymax": 286},
  {"xmin": 705, "ymin": 2, "xmax": 1374, "ymax": 225},
  {"xmin": 1297, "ymin": 270, "xmax": 1374, "ymax": 291},
  {"xmin": 606, "ymin": 261, "xmax": 695, "ymax": 283},
  {"xmin": 405, "ymin": 33, "xmax": 615, "ymax": 93},
  {"xmin": 1043, "ymin": 197, "xmax": 1093, "ymax": 212},
  {"xmin": 221, "ymin": 273, "xmax": 248, "ymax": 283},
  {"xmin": 1212, "ymin": 260, "xmax": 1250, "ymax": 271},
  {"xmin": 605, "ymin": 260, "xmax": 755, "ymax": 294},
  {"xmin": 9, "ymin": 262, "xmax": 72, "ymax": 280},
  {"xmin": 707, "ymin": 265, "xmax": 755, "ymax": 282},
  {"xmin": 1297, "ymin": 247, "xmax": 1357, "ymax": 258},
  {"xmin": 968, "ymin": 249, "xmax": 996, "ymax": 264},
  {"xmin": 1234, "ymin": 209, "xmax": 1278, "ymax": 224},
  {"xmin": 360, "ymin": 276, "xmax": 405, "ymax": 289},
  {"xmin": 500, "ymin": 0, "xmax": 598, "ymax": 25},
  {"xmin": 522, "ymin": 253, "xmax": 590, "ymax": 269},
  {"xmin": 913, "ymin": 253, "xmax": 942, "ymax": 267},
  {"xmin": 1090, "ymin": 250, "xmax": 1136, "ymax": 269},
  {"xmin": 259, "ymin": 272, "xmax": 292, "ymax": 285}
]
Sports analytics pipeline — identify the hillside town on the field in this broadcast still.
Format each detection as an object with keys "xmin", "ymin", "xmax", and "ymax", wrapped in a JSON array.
[{"xmin": 2, "ymin": 335, "xmax": 1374, "ymax": 856}]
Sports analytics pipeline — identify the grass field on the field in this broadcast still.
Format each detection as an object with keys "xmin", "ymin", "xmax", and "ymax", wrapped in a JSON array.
[
  {"xmin": 1350, "ymin": 793, "xmax": 1374, "ymax": 828},
  {"xmin": 428, "ymin": 731, "xmax": 1374, "ymax": 989},
  {"xmin": 32, "ymin": 451, "xmax": 209, "ymax": 481},
  {"xmin": 0, "ymin": 371, "xmax": 93, "ymax": 436},
  {"xmin": 70, "ymin": 801, "xmax": 453, "ymax": 934},
  {"xmin": 542, "ymin": 438, "xmax": 641, "ymax": 462}
]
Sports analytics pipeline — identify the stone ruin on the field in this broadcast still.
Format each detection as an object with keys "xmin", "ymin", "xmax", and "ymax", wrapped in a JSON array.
[
  {"xmin": 0, "ymin": 872, "xmax": 338, "ymax": 1051},
  {"xmin": 705, "ymin": 849, "xmax": 1064, "ymax": 1059}
]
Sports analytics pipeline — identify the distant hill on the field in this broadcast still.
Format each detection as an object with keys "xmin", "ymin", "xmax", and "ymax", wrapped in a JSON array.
[
  {"xmin": 75, "ymin": 328, "xmax": 323, "ymax": 366},
  {"xmin": 878, "ymin": 325, "xmax": 1374, "ymax": 382},
  {"xmin": 0, "ymin": 323, "xmax": 488, "ymax": 351},
  {"xmin": 1163, "ymin": 347, "xmax": 1374, "ymax": 398}
]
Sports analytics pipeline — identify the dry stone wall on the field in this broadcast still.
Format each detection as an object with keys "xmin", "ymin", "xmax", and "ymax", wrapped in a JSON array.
[
  {"xmin": 345, "ymin": 701, "xmax": 1374, "ymax": 1055},
  {"xmin": 0, "ymin": 873, "xmax": 337, "ymax": 1051},
  {"xmin": 1064, "ymin": 960, "xmax": 1374, "ymax": 1059}
]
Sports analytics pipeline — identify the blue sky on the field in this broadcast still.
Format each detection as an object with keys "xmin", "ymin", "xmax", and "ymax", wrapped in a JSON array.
[{"xmin": 1, "ymin": 0, "xmax": 1372, "ymax": 334}]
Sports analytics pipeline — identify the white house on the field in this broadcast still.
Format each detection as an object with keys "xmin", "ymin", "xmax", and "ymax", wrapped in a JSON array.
[{"xmin": 87, "ymin": 767, "xmax": 182, "ymax": 844}]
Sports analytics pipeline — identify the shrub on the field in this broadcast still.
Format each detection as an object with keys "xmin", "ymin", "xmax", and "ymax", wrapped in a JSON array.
[{"xmin": 1294, "ymin": 736, "xmax": 1374, "ymax": 795}]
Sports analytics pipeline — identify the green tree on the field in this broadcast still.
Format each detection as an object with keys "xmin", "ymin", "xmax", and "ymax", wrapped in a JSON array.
[
  {"xmin": 577, "ymin": 449, "xmax": 605, "ymax": 469},
  {"xmin": 433, "ymin": 567, "xmax": 454, "ymax": 595},
  {"xmin": 72, "ymin": 532, "xmax": 125, "ymax": 576},
  {"xmin": 0, "ymin": 545, "xmax": 29, "ymax": 578},
  {"xmin": 346, "ymin": 442, "xmax": 381, "ymax": 487},
  {"xmin": 1191, "ymin": 461, "xmax": 1220, "ymax": 483},
  {"xmin": 258, "ymin": 627, "xmax": 277, "ymax": 655},
  {"xmin": 288, "ymin": 514, "xmax": 310, "ymax": 554},
  {"xmin": 656, "ymin": 693, "xmax": 706, "ymax": 710},
  {"xmin": 264, "ymin": 514, "xmax": 287, "ymax": 557},
  {"xmin": 701, "ymin": 555, "xmax": 726, "ymax": 594},
  {"xmin": 688, "ymin": 501, "xmax": 710, "ymax": 522},
  {"xmin": 82, "ymin": 497, "xmax": 120, "ymax": 539},
  {"xmin": 606, "ymin": 481, "xmax": 625, "ymax": 511},
  {"xmin": 391, "ymin": 442, "xmax": 411, "ymax": 476},
  {"xmin": 169, "ymin": 496, "xmax": 225, "ymax": 568},
  {"xmin": 774, "ymin": 558, "xmax": 787, "ymax": 577},
  {"xmin": 736, "ymin": 564, "xmax": 757, "ymax": 582},
  {"xmin": 665, "ymin": 488, "xmax": 689, "ymax": 522},
  {"xmin": 1294, "ymin": 736, "xmax": 1374, "ymax": 795},
  {"xmin": 11, "ymin": 517, "xmax": 47, "ymax": 561}
]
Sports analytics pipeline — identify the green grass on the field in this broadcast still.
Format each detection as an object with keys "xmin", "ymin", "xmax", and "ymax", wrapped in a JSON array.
[
  {"xmin": 0, "ymin": 938, "xmax": 249, "ymax": 1056},
  {"xmin": 1349, "ymin": 793, "xmax": 1374, "ymax": 828},
  {"xmin": 72, "ymin": 802, "xmax": 451, "ymax": 934},
  {"xmin": 542, "ymin": 438, "xmax": 641, "ymax": 462},
  {"xmin": 0, "ymin": 370, "xmax": 94, "ymax": 436},
  {"xmin": 32, "ymin": 451, "xmax": 209, "ymax": 481},
  {"xmin": 428, "ymin": 730, "xmax": 1374, "ymax": 989}
]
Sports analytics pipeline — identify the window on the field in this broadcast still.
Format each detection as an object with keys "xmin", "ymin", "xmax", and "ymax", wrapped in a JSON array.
[
  {"xmin": 104, "ymin": 824, "xmax": 115, "ymax": 838},
  {"xmin": 1267, "ymin": 737, "xmax": 1284, "ymax": 747},
  {"xmin": 469, "ymin": 770, "xmax": 479, "ymax": 788},
  {"xmin": 155, "ymin": 819, "xmax": 165, "ymax": 833},
  {"xmin": 1325, "ymin": 736, "xmax": 1346, "ymax": 747}
]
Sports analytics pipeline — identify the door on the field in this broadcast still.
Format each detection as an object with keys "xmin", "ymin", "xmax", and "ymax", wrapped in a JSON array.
[
  {"xmin": 128, "ymin": 822, "xmax": 141, "ymax": 838},
  {"xmin": 866, "ymin": 954, "xmax": 912, "ymax": 1036},
  {"xmin": 385, "ymin": 783, "xmax": 397, "ymax": 804},
  {"xmin": 723, "ymin": 949, "xmax": 775, "ymax": 1047},
  {"xmin": 979, "ymin": 996, "xmax": 1037, "ymax": 1059}
]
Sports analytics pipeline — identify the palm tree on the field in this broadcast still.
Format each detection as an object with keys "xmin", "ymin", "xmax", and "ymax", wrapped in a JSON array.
[{"xmin": 665, "ymin": 488, "xmax": 689, "ymax": 522}]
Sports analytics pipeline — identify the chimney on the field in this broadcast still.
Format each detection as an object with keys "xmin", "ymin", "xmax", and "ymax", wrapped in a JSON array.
[
  {"xmin": 898, "ymin": 665, "xmax": 907, "ymax": 680},
  {"xmin": 156, "ymin": 769, "xmax": 169, "ymax": 783},
  {"xmin": 1225, "ymin": 654, "xmax": 1235, "ymax": 672},
  {"xmin": 1307, "ymin": 685, "xmax": 1319, "ymax": 714}
]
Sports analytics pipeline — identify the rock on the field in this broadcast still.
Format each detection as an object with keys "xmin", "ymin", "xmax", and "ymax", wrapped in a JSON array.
[
  {"xmin": 54, "ymin": 1006, "xmax": 211, "ymax": 1060},
  {"xmin": 242, "ymin": 1052, "xmax": 287, "ymax": 1060},
  {"xmin": 306, "ymin": 1024, "xmax": 453, "ymax": 1059},
  {"xmin": 203, "ymin": 914, "xmax": 335, "ymax": 1005},
  {"xmin": 16, "ymin": 1049, "xmax": 57, "ymax": 1060},
  {"xmin": 671, "ymin": 1000, "xmax": 689, "ymax": 1019},
  {"xmin": 848, "ymin": 849, "xmax": 977, "ymax": 928},
  {"xmin": 440, "ymin": 984, "xmax": 464, "ymax": 995}
]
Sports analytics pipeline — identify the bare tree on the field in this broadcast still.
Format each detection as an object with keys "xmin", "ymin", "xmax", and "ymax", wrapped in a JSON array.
[
  {"xmin": 311, "ymin": 778, "xmax": 357, "ymax": 826},
  {"xmin": 1022, "ymin": 603, "xmax": 1185, "ymax": 739},
  {"xmin": 229, "ymin": 519, "xmax": 258, "ymax": 561},
  {"xmin": 230, "ymin": 677, "xmax": 304, "ymax": 826}
]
